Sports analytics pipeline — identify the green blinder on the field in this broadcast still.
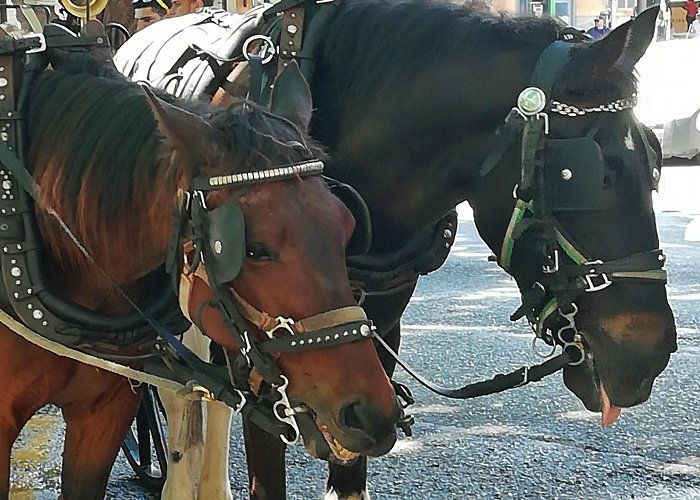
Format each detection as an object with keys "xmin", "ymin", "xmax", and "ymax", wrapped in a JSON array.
[{"xmin": 202, "ymin": 201, "xmax": 246, "ymax": 286}]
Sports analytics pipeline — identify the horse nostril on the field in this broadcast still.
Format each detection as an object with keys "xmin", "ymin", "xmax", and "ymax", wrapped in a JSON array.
[{"xmin": 340, "ymin": 401, "xmax": 366, "ymax": 431}]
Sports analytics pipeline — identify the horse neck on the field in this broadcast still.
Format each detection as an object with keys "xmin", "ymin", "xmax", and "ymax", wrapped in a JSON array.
[
  {"xmin": 36, "ymin": 178, "xmax": 176, "ymax": 313},
  {"xmin": 312, "ymin": 3, "xmax": 555, "ymax": 252}
]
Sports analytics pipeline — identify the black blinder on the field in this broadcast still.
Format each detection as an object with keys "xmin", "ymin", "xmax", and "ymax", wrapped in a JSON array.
[
  {"xmin": 544, "ymin": 138, "xmax": 606, "ymax": 211},
  {"xmin": 202, "ymin": 201, "xmax": 246, "ymax": 286}
]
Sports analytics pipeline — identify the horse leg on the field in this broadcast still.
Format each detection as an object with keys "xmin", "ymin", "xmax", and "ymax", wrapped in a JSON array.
[
  {"xmin": 0, "ymin": 406, "xmax": 36, "ymax": 499},
  {"xmin": 325, "ymin": 456, "xmax": 369, "ymax": 500},
  {"xmin": 160, "ymin": 389, "xmax": 204, "ymax": 500},
  {"xmin": 58, "ymin": 369, "xmax": 140, "ymax": 500},
  {"xmin": 325, "ymin": 285, "xmax": 412, "ymax": 500},
  {"xmin": 197, "ymin": 400, "xmax": 233, "ymax": 500},
  {"xmin": 243, "ymin": 415, "xmax": 287, "ymax": 500},
  {"xmin": 161, "ymin": 326, "xmax": 209, "ymax": 500}
]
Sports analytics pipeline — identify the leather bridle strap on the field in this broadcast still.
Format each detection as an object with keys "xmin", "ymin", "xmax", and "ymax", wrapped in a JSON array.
[{"xmin": 372, "ymin": 329, "xmax": 579, "ymax": 399}]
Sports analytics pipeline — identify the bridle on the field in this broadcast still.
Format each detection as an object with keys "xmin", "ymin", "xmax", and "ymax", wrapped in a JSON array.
[
  {"xmin": 357, "ymin": 38, "xmax": 667, "ymax": 405},
  {"xmin": 170, "ymin": 159, "xmax": 378, "ymax": 444},
  {"xmin": 485, "ymin": 40, "xmax": 667, "ymax": 362}
]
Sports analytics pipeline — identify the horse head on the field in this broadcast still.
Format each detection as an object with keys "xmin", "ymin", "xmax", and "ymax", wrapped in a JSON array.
[
  {"xmin": 487, "ymin": 7, "xmax": 675, "ymax": 425},
  {"xmin": 144, "ymin": 68, "xmax": 399, "ymax": 463}
]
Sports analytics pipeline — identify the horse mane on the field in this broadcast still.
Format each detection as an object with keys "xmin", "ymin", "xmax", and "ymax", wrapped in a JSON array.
[
  {"xmin": 26, "ymin": 55, "xmax": 323, "ymax": 277},
  {"xmin": 318, "ymin": 0, "xmax": 636, "ymax": 113},
  {"xmin": 318, "ymin": 0, "xmax": 560, "ymax": 91}
]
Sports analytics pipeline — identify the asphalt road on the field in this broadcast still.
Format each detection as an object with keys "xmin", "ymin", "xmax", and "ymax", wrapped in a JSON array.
[{"xmin": 9, "ymin": 166, "xmax": 700, "ymax": 500}]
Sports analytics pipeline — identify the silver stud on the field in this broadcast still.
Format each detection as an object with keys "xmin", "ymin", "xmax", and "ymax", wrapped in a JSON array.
[
  {"xmin": 561, "ymin": 169, "xmax": 573, "ymax": 181},
  {"xmin": 343, "ymin": 331, "xmax": 349, "ymax": 336},
  {"xmin": 10, "ymin": 266, "xmax": 20, "ymax": 277},
  {"xmin": 27, "ymin": 288, "xmax": 32, "ymax": 294},
  {"xmin": 14, "ymin": 280, "xmax": 19, "ymax": 285},
  {"xmin": 317, "ymin": 337, "xmax": 322, "ymax": 343},
  {"xmin": 334, "ymin": 333, "xmax": 340, "ymax": 339},
  {"xmin": 287, "ymin": 24, "xmax": 298, "ymax": 35},
  {"xmin": 360, "ymin": 324, "xmax": 371, "ymax": 337},
  {"xmin": 299, "ymin": 339, "xmax": 305, "ymax": 345},
  {"xmin": 325, "ymin": 335, "xmax": 330, "ymax": 341},
  {"xmin": 42, "ymin": 320, "xmax": 48, "ymax": 326},
  {"xmin": 27, "ymin": 303, "xmax": 32, "ymax": 309},
  {"xmin": 214, "ymin": 240, "xmax": 223, "ymax": 254},
  {"xmin": 10, "ymin": 259, "xmax": 15, "ymax": 264},
  {"xmin": 2, "ymin": 180, "xmax": 10, "ymax": 190},
  {"xmin": 443, "ymin": 229, "xmax": 452, "ymax": 239},
  {"xmin": 291, "ymin": 341, "xmax": 297, "ymax": 347},
  {"xmin": 33, "ymin": 309, "xmax": 43, "ymax": 320},
  {"xmin": 308, "ymin": 338, "xmax": 313, "ymax": 344},
  {"xmin": 652, "ymin": 168, "xmax": 660, "ymax": 182}
]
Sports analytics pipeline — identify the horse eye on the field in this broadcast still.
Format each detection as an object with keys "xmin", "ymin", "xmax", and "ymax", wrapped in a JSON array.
[{"xmin": 246, "ymin": 244, "xmax": 274, "ymax": 261}]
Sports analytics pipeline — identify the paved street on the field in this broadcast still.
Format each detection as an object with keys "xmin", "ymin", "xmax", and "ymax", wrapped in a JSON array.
[{"xmin": 9, "ymin": 166, "xmax": 700, "ymax": 499}]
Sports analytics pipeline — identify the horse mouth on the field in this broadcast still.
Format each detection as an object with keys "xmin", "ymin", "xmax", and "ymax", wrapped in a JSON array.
[
  {"xmin": 296, "ymin": 409, "xmax": 360, "ymax": 465},
  {"xmin": 599, "ymin": 383, "xmax": 622, "ymax": 427},
  {"xmin": 566, "ymin": 349, "xmax": 623, "ymax": 428},
  {"xmin": 316, "ymin": 415, "xmax": 360, "ymax": 464}
]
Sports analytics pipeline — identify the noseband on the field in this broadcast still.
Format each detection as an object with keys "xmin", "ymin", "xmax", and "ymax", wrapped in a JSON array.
[
  {"xmin": 485, "ymin": 41, "xmax": 667, "ymax": 360},
  {"xmin": 170, "ymin": 159, "xmax": 376, "ymax": 444}
]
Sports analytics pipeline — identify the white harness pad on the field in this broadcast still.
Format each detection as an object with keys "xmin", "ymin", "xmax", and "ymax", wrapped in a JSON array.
[{"xmin": 114, "ymin": 7, "xmax": 266, "ymax": 99}]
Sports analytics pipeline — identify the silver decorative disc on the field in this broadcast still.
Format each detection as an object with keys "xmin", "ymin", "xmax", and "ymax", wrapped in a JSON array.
[{"xmin": 517, "ymin": 87, "xmax": 547, "ymax": 116}]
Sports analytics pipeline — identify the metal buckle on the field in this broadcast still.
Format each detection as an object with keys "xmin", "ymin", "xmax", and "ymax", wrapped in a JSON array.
[
  {"xmin": 26, "ymin": 33, "xmax": 46, "ymax": 54},
  {"xmin": 514, "ymin": 366, "xmax": 530, "ymax": 387},
  {"xmin": 272, "ymin": 375, "xmax": 301, "ymax": 445},
  {"xmin": 242, "ymin": 35, "xmax": 276, "ymax": 65},
  {"xmin": 267, "ymin": 317, "xmax": 296, "ymax": 338},
  {"xmin": 583, "ymin": 261, "xmax": 612, "ymax": 292},
  {"xmin": 542, "ymin": 248, "xmax": 559, "ymax": 274},
  {"xmin": 240, "ymin": 330, "xmax": 253, "ymax": 367},
  {"xmin": 231, "ymin": 388, "xmax": 247, "ymax": 416}
]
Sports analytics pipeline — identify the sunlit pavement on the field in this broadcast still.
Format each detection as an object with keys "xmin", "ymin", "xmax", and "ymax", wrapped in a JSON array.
[{"xmin": 9, "ymin": 165, "xmax": 700, "ymax": 499}]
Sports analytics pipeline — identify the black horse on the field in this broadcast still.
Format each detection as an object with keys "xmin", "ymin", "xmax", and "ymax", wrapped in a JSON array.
[{"xmin": 116, "ymin": 3, "xmax": 676, "ymax": 499}]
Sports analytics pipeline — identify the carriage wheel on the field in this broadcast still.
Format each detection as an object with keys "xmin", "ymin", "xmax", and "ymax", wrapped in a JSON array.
[{"xmin": 121, "ymin": 384, "xmax": 169, "ymax": 494}]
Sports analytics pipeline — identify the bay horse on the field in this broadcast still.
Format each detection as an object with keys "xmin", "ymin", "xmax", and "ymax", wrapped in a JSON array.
[
  {"xmin": 114, "ymin": 3, "xmax": 676, "ymax": 499},
  {"xmin": 0, "ymin": 40, "xmax": 400, "ymax": 498}
]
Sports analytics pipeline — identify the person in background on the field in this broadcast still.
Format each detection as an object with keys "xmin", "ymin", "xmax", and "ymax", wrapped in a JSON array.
[
  {"xmin": 165, "ymin": 0, "xmax": 213, "ymax": 17},
  {"xmin": 682, "ymin": 0, "xmax": 699, "ymax": 31},
  {"xmin": 587, "ymin": 16, "xmax": 611, "ymax": 39},
  {"xmin": 133, "ymin": 0, "xmax": 170, "ymax": 32}
]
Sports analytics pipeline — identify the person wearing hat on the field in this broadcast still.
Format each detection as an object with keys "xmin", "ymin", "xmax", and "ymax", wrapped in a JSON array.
[
  {"xmin": 587, "ymin": 16, "xmax": 610, "ymax": 39},
  {"xmin": 132, "ymin": 0, "xmax": 170, "ymax": 32}
]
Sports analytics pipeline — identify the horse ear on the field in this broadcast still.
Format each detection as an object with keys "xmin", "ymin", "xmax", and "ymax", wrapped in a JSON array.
[
  {"xmin": 141, "ymin": 85, "xmax": 219, "ymax": 158},
  {"xmin": 269, "ymin": 60, "xmax": 313, "ymax": 131},
  {"xmin": 590, "ymin": 6, "xmax": 658, "ymax": 75}
]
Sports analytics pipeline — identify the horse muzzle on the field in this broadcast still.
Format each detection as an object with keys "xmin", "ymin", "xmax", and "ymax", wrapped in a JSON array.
[
  {"xmin": 297, "ymin": 398, "xmax": 400, "ymax": 465},
  {"xmin": 563, "ymin": 308, "xmax": 676, "ymax": 426}
]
